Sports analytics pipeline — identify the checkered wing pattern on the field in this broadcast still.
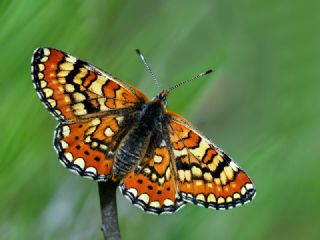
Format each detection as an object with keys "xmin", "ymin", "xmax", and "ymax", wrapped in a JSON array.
[
  {"xmin": 167, "ymin": 112, "xmax": 256, "ymax": 210},
  {"xmin": 54, "ymin": 114, "xmax": 136, "ymax": 181},
  {"xmin": 120, "ymin": 138, "xmax": 185, "ymax": 214},
  {"xmin": 31, "ymin": 48, "xmax": 147, "ymax": 122}
]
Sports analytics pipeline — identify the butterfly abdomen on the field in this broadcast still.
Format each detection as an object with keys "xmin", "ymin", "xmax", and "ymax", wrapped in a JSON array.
[
  {"xmin": 114, "ymin": 125, "xmax": 151, "ymax": 178},
  {"xmin": 113, "ymin": 101, "xmax": 166, "ymax": 179}
]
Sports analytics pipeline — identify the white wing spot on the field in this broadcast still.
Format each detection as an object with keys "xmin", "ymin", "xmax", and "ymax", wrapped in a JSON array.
[
  {"xmin": 85, "ymin": 167, "xmax": 97, "ymax": 174},
  {"xmin": 191, "ymin": 166, "xmax": 202, "ymax": 177},
  {"xmin": 104, "ymin": 128, "xmax": 114, "ymax": 137},
  {"xmin": 73, "ymin": 158, "xmax": 85, "ymax": 169},
  {"xmin": 72, "ymin": 103, "xmax": 87, "ymax": 116},
  {"xmin": 65, "ymin": 152, "xmax": 73, "ymax": 162},
  {"xmin": 100, "ymin": 144, "xmax": 107, "ymax": 150},
  {"xmin": 43, "ymin": 48, "xmax": 50, "ymax": 56},
  {"xmin": 55, "ymin": 110, "xmax": 62, "ymax": 116},
  {"xmin": 127, "ymin": 188, "xmax": 138, "ymax": 197},
  {"xmin": 38, "ymin": 64, "xmax": 45, "ymax": 71},
  {"xmin": 73, "ymin": 92, "xmax": 86, "ymax": 102},
  {"xmin": 241, "ymin": 186, "xmax": 246, "ymax": 195},
  {"xmin": 178, "ymin": 170, "xmax": 185, "ymax": 182},
  {"xmin": 245, "ymin": 183, "xmax": 254, "ymax": 190},
  {"xmin": 62, "ymin": 126, "xmax": 70, "ymax": 136},
  {"xmin": 40, "ymin": 80, "xmax": 47, "ymax": 88},
  {"xmin": 204, "ymin": 172, "xmax": 213, "ymax": 182},
  {"xmin": 150, "ymin": 201, "xmax": 160, "ymax": 208},
  {"xmin": 85, "ymin": 136, "xmax": 91, "ymax": 143},
  {"xmin": 151, "ymin": 173, "xmax": 157, "ymax": 181},
  {"xmin": 66, "ymin": 55, "xmax": 77, "ymax": 63},
  {"xmin": 58, "ymin": 77, "xmax": 66, "ymax": 84},
  {"xmin": 38, "ymin": 72, "xmax": 44, "ymax": 79},
  {"xmin": 217, "ymin": 197, "xmax": 225, "ymax": 204},
  {"xmin": 60, "ymin": 62, "xmax": 74, "ymax": 71},
  {"xmin": 214, "ymin": 178, "xmax": 221, "ymax": 185},
  {"xmin": 184, "ymin": 170, "xmax": 191, "ymax": 182},
  {"xmin": 230, "ymin": 161, "xmax": 239, "ymax": 171},
  {"xmin": 43, "ymin": 88, "xmax": 53, "ymax": 97},
  {"xmin": 40, "ymin": 56, "xmax": 48, "ymax": 62},
  {"xmin": 165, "ymin": 167, "xmax": 171, "ymax": 180},
  {"xmin": 158, "ymin": 177, "xmax": 165, "ymax": 185},
  {"xmin": 48, "ymin": 99, "xmax": 56, "ymax": 107},
  {"xmin": 233, "ymin": 193, "xmax": 241, "ymax": 199},
  {"xmin": 60, "ymin": 140, "xmax": 68, "ymax": 149},
  {"xmin": 65, "ymin": 84, "xmax": 75, "ymax": 93},
  {"xmin": 138, "ymin": 193, "xmax": 150, "ymax": 204},
  {"xmin": 196, "ymin": 194, "xmax": 205, "ymax": 201},
  {"xmin": 57, "ymin": 71, "xmax": 69, "ymax": 77},
  {"xmin": 154, "ymin": 155, "xmax": 163, "ymax": 163},
  {"xmin": 86, "ymin": 126, "xmax": 97, "ymax": 135},
  {"xmin": 220, "ymin": 171, "xmax": 227, "ymax": 185},
  {"xmin": 207, "ymin": 193, "xmax": 216, "ymax": 203},
  {"xmin": 163, "ymin": 199, "xmax": 174, "ymax": 206},
  {"xmin": 91, "ymin": 118, "xmax": 101, "ymax": 126},
  {"xmin": 224, "ymin": 166, "xmax": 234, "ymax": 180}
]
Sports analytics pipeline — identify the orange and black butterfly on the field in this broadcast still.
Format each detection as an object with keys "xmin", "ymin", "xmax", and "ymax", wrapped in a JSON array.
[{"xmin": 31, "ymin": 48, "xmax": 256, "ymax": 214}]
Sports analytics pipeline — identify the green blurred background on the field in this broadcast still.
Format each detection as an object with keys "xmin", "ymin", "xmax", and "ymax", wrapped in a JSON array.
[{"xmin": 1, "ymin": 0, "xmax": 319, "ymax": 239}]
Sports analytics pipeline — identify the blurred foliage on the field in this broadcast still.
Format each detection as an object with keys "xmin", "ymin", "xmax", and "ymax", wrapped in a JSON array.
[{"xmin": 0, "ymin": 0, "xmax": 319, "ymax": 239}]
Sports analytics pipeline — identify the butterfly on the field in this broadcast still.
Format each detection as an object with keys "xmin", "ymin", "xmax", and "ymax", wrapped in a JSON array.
[{"xmin": 31, "ymin": 47, "xmax": 256, "ymax": 215}]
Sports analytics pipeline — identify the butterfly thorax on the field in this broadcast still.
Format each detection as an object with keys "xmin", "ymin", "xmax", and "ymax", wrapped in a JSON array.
[{"xmin": 113, "ymin": 99, "xmax": 167, "ymax": 180}]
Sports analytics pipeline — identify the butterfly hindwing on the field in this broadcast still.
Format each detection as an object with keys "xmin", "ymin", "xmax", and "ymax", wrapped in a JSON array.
[
  {"xmin": 167, "ymin": 112, "xmax": 256, "ymax": 210},
  {"xmin": 120, "ymin": 138, "xmax": 185, "ymax": 214},
  {"xmin": 54, "ymin": 113, "xmax": 134, "ymax": 181},
  {"xmin": 31, "ymin": 48, "xmax": 148, "ymax": 122}
]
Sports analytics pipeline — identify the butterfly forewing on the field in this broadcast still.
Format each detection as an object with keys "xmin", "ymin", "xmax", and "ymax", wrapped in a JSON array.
[
  {"xmin": 167, "ymin": 112, "xmax": 256, "ymax": 210},
  {"xmin": 31, "ymin": 48, "xmax": 147, "ymax": 122}
]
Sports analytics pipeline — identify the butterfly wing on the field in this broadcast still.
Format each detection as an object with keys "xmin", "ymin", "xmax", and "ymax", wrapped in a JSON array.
[
  {"xmin": 31, "ymin": 48, "xmax": 148, "ymax": 122},
  {"xmin": 167, "ymin": 112, "xmax": 256, "ymax": 210},
  {"xmin": 54, "ymin": 112, "xmax": 138, "ymax": 180},
  {"xmin": 120, "ymin": 137, "xmax": 185, "ymax": 214}
]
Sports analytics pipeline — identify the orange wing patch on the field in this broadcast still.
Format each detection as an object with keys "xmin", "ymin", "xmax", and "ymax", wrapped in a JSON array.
[
  {"xmin": 54, "ymin": 114, "xmax": 130, "ymax": 181},
  {"xmin": 167, "ymin": 113, "xmax": 256, "ymax": 210},
  {"xmin": 120, "ymin": 140, "xmax": 185, "ymax": 214},
  {"xmin": 31, "ymin": 48, "xmax": 148, "ymax": 121}
]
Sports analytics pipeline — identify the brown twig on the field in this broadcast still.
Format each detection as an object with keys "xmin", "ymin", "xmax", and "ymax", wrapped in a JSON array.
[{"xmin": 98, "ymin": 181, "xmax": 121, "ymax": 240}]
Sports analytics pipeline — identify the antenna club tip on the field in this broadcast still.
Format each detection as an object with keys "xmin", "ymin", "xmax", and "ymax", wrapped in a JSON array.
[
  {"xmin": 205, "ymin": 69, "xmax": 213, "ymax": 75},
  {"xmin": 135, "ymin": 49, "xmax": 141, "ymax": 54}
]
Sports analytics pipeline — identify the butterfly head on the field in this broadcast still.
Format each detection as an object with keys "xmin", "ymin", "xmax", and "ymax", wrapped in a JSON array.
[{"xmin": 154, "ymin": 89, "xmax": 168, "ymax": 107}]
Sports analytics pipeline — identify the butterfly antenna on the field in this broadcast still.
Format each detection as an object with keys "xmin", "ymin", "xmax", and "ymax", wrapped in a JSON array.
[
  {"xmin": 135, "ymin": 49, "xmax": 160, "ymax": 92},
  {"xmin": 168, "ymin": 69, "xmax": 213, "ymax": 93}
]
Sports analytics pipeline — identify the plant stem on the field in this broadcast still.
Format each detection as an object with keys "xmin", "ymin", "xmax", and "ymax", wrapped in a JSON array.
[{"xmin": 98, "ymin": 181, "xmax": 121, "ymax": 240}]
